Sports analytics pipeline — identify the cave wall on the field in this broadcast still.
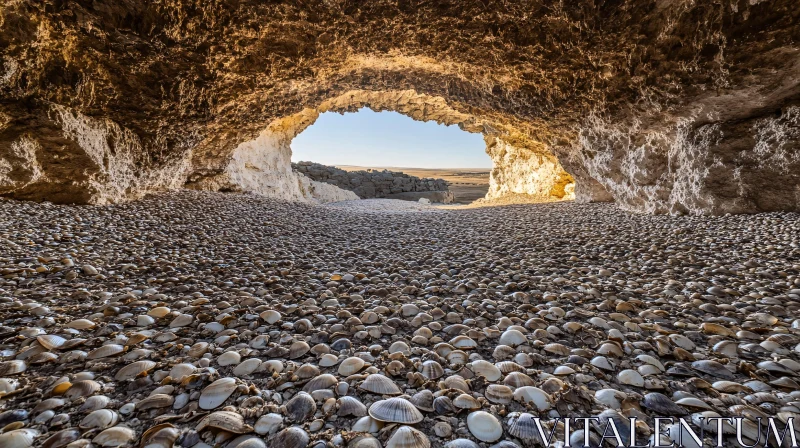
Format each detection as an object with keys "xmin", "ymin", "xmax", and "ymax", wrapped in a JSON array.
[{"xmin": 1, "ymin": 0, "xmax": 798, "ymax": 213}]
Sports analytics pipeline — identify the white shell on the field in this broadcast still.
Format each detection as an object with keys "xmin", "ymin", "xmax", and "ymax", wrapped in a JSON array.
[
  {"xmin": 467, "ymin": 411, "xmax": 503, "ymax": 442},
  {"xmin": 147, "ymin": 307, "xmax": 170, "ymax": 318},
  {"xmin": 498, "ymin": 329, "xmax": 526, "ymax": 346},
  {"xmin": 93, "ymin": 426, "xmax": 136, "ymax": 447},
  {"xmin": 115, "ymin": 360, "xmax": 156, "ymax": 381},
  {"xmin": 169, "ymin": 314, "xmax": 193, "ymax": 328},
  {"xmin": 254, "ymin": 413, "xmax": 283, "ymax": 435},
  {"xmin": 618, "ymin": 369, "xmax": 644, "ymax": 387},
  {"xmin": 233, "ymin": 359, "xmax": 262, "ymax": 376},
  {"xmin": 0, "ymin": 429, "xmax": 40, "ymax": 448},
  {"xmin": 217, "ymin": 351, "xmax": 241, "ymax": 366},
  {"xmin": 512, "ymin": 386, "xmax": 552, "ymax": 411},
  {"xmin": 80, "ymin": 409, "xmax": 119, "ymax": 430},
  {"xmin": 199, "ymin": 377, "xmax": 237, "ymax": 409},
  {"xmin": 469, "ymin": 360, "xmax": 501, "ymax": 381},
  {"xmin": 169, "ymin": 363, "xmax": 196, "ymax": 381},
  {"xmin": 385, "ymin": 426, "xmax": 430, "ymax": 448}
]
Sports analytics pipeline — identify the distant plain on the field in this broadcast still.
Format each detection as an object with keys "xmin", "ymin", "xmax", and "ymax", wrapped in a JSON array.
[{"xmin": 337, "ymin": 166, "xmax": 491, "ymax": 204}]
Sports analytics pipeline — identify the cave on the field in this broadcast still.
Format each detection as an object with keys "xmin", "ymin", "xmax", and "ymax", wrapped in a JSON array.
[{"xmin": 1, "ymin": 3, "xmax": 800, "ymax": 448}]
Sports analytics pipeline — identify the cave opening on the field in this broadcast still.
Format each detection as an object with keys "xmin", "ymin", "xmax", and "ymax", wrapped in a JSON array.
[{"xmin": 290, "ymin": 108, "xmax": 493, "ymax": 204}]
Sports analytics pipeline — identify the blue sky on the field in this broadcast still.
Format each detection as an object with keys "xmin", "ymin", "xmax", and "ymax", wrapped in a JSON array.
[{"xmin": 291, "ymin": 108, "xmax": 491, "ymax": 168}]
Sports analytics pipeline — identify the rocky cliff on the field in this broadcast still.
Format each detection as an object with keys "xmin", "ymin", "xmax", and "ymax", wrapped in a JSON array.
[
  {"xmin": 293, "ymin": 162, "xmax": 453, "ymax": 202},
  {"xmin": 1, "ymin": 1, "xmax": 798, "ymax": 213}
]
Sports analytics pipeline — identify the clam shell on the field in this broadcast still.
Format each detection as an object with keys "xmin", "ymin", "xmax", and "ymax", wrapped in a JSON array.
[
  {"xmin": 409, "ymin": 390, "xmax": 434, "ymax": 412},
  {"xmin": 147, "ymin": 307, "xmax": 170, "ymax": 318},
  {"xmin": 470, "ymin": 360, "xmax": 501, "ymax": 381},
  {"xmin": 199, "ymin": 377, "xmax": 237, "ymax": 409},
  {"xmin": 136, "ymin": 394, "xmax": 174, "ymax": 410},
  {"xmin": 169, "ymin": 314, "xmax": 193, "ymax": 328},
  {"xmin": 368, "ymin": 397, "xmax": 424, "ymax": 423},
  {"xmin": 233, "ymin": 358, "xmax": 262, "ymax": 376},
  {"xmin": 268, "ymin": 427, "xmax": 309, "ymax": 448},
  {"xmin": 196, "ymin": 411, "xmax": 254, "ymax": 434},
  {"xmin": 485, "ymin": 384, "xmax": 513, "ymax": 404},
  {"xmin": 303, "ymin": 374, "xmax": 337, "ymax": 392},
  {"xmin": 217, "ymin": 351, "xmax": 241, "ymax": 366},
  {"xmin": 42, "ymin": 429, "xmax": 80, "ymax": 448},
  {"xmin": 0, "ymin": 429, "xmax": 40, "ymax": 448},
  {"xmin": 65, "ymin": 380, "xmax": 101, "ymax": 399},
  {"xmin": 115, "ymin": 360, "xmax": 156, "ymax": 381},
  {"xmin": 419, "ymin": 360, "xmax": 444, "ymax": 379},
  {"xmin": 92, "ymin": 426, "xmax": 135, "ymax": 447},
  {"xmin": 339, "ymin": 357, "xmax": 366, "ymax": 375},
  {"xmin": 79, "ymin": 409, "xmax": 119, "ymax": 430},
  {"xmin": 79, "ymin": 395, "xmax": 111, "ymax": 412},
  {"xmin": 0, "ymin": 361, "xmax": 26, "ymax": 376},
  {"xmin": 285, "ymin": 392, "xmax": 316, "ymax": 422},
  {"xmin": 168, "ymin": 363, "xmax": 196, "ymax": 381},
  {"xmin": 37, "ymin": 335, "xmax": 67, "ymax": 350},
  {"xmin": 141, "ymin": 423, "xmax": 180, "ymax": 448},
  {"xmin": 66, "ymin": 319, "xmax": 96, "ymax": 330},
  {"xmin": 87, "ymin": 344, "xmax": 124, "ymax": 360},
  {"xmin": 513, "ymin": 386, "xmax": 552, "ymax": 410},
  {"xmin": 337, "ymin": 396, "xmax": 367, "ymax": 417},
  {"xmin": 467, "ymin": 411, "xmax": 503, "ymax": 443}
]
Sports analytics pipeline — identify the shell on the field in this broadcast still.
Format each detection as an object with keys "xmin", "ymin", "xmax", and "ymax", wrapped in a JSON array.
[
  {"xmin": 141, "ymin": 424, "xmax": 180, "ymax": 448},
  {"xmin": 467, "ymin": 411, "xmax": 503, "ymax": 443},
  {"xmin": 79, "ymin": 409, "xmax": 119, "ymax": 430},
  {"xmin": 41, "ymin": 429, "xmax": 80, "ymax": 448},
  {"xmin": 199, "ymin": 377, "xmax": 237, "ymax": 410},
  {"xmin": 339, "ymin": 357, "xmax": 367, "ymax": 375},
  {"xmin": 385, "ymin": 426, "xmax": 431, "ymax": 448},
  {"xmin": 368, "ymin": 397, "xmax": 424, "ymax": 423},
  {"xmin": 66, "ymin": 319, "xmax": 96, "ymax": 330},
  {"xmin": 196, "ymin": 411, "xmax": 254, "ymax": 433},
  {"xmin": 147, "ymin": 307, "xmax": 170, "ymax": 318},
  {"xmin": 64, "ymin": 380, "xmax": 101, "ymax": 399},
  {"xmin": 268, "ymin": 427, "xmax": 309, "ymax": 448},
  {"xmin": 136, "ymin": 393, "xmax": 174, "ymax": 410},
  {"xmin": 513, "ymin": 386, "xmax": 552, "ymax": 410},
  {"xmin": 338, "ymin": 396, "xmax": 367, "ymax": 417},
  {"xmin": 92, "ymin": 426, "xmax": 135, "ymax": 447},
  {"xmin": 79, "ymin": 395, "xmax": 111, "ymax": 412},
  {"xmin": 303, "ymin": 374, "xmax": 337, "ymax": 392},
  {"xmin": 359, "ymin": 374, "xmax": 402, "ymax": 395},
  {"xmin": 419, "ymin": 360, "xmax": 444, "ymax": 379},
  {"xmin": 217, "ymin": 351, "xmax": 241, "ymax": 366},
  {"xmin": 87, "ymin": 344, "xmax": 124, "ymax": 360},
  {"xmin": 169, "ymin": 314, "xmax": 193, "ymax": 328},
  {"xmin": 115, "ymin": 360, "xmax": 156, "ymax": 381},
  {"xmin": 470, "ymin": 360, "xmax": 501, "ymax": 381},
  {"xmin": 0, "ymin": 429, "xmax": 40, "ymax": 448},
  {"xmin": 37, "ymin": 335, "xmax": 67, "ymax": 350},
  {"xmin": 168, "ymin": 363, "xmax": 196, "ymax": 381},
  {"xmin": 285, "ymin": 392, "xmax": 316, "ymax": 422},
  {"xmin": 0, "ymin": 361, "xmax": 26, "ymax": 376},
  {"xmin": 233, "ymin": 358, "xmax": 262, "ymax": 376},
  {"xmin": 508, "ymin": 412, "xmax": 540, "ymax": 440},
  {"xmin": 485, "ymin": 384, "xmax": 513, "ymax": 404}
]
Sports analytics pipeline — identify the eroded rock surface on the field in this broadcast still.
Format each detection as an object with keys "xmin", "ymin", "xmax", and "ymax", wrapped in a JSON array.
[{"xmin": 1, "ymin": 1, "xmax": 798, "ymax": 212}]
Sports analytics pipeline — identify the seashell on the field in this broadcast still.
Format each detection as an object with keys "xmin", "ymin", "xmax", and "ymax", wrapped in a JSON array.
[
  {"xmin": 65, "ymin": 380, "xmax": 100, "ymax": 399},
  {"xmin": 294, "ymin": 364, "xmax": 321, "ymax": 379},
  {"xmin": 434, "ymin": 396, "xmax": 457, "ymax": 415},
  {"xmin": 443, "ymin": 375, "xmax": 470, "ymax": 392},
  {"xmin": 80, "ymin": 395, "xmax": 111, "ymax": 412},
  {"xmin": 359, "ymin": 374, "xmax": 402, "ymax": 395},
  {"xmin": 470, "ymin": 360, "xmax": 501, "ymax": 381},
  {"xmin": 385, "ymin": 426, "xmax": 430, "ymax": 448},
  {"xmin": 642, "ymin": 392, "xmax": 687, "ymax": 416},
  {"xmin": 285, "ymin": 392, "xmax": 316, "ymax": 422},
  {"xmin": 196, "ymin": 411, "xmax": 254, "ymax": 434},
  {"xmin": 503, "ymin": 371, "xmax": 535, "ymax": 387},
  {"xmin": 512, "ymin": 386, "xmax": 552, "ymax": 410},
  {"xmin": 450, "ymin": 335, "xmax": 478, "ymax": 350},
  {"xmin": 443, "ymin": 440, "xmax": 480, "ymax": 448},
  {"xmin": 368, "ymin": 397, "xmax": 423, "ymax": 423},
  {"xmin": 262, "ymin": 360, "xmax": 284, "ymax": 374},
  {"xmin": 419, "ymin": 360, "xmax": 444, "ymax": 379},
  {"xmin": 338, "ymin": 396, "xmax": 367, "ymax": 417},
  {"xmin": 169, "ymin": 363, "xmax": 196, "ymax": 381},
  {"xmin": 92, "ymin": 426, "xmax": 135, "ymax": 447},
  {"xmin": 544, "ymin": 343, "xmax": 570, "ymax": 356},
  {"xmin": 352, "ymin": 416, "xmax": 384, "ymax": 433},
  {"xmin": 37, "ymin": 335, "xmax": 67, "ymax": 350},
  {"xmin": 499, "ymin": 330, "xmax": 526, "ymax": 346},
  {"xmin": 446, "ymin": 350, "xmax": 469, "ymax": 366},
  {"xmin": 33, "ymin": 397, "xmax": 65, "ymax": 414},
  {"xmin": 254, "ymin": 413, "xmax": 283, "ymax": 435},
  {"xmin": 67, "ymin": 319, "xmax": 96, "ymax": 330},
  {"xmin": 350, "ymin": 435, "xmax": 382, "ymax": 448},
  {"xmin": 234, "ymin": 358, "xmax": 262, "ymax": 376},
  {"xmin": 339, "ymin": 357, "xmax": 366, "ymax": 376},
  {"xmin": 692, "ymin": 360, "xmax": 734, "ymax": 379},
  {"xmin": 757, "ymin": 361, "xmax": 795, "ymax": 375},
  {"xmin": 409, "ymin": 389, "xmax": 434, "ymax": 412},
  {"xmin": 595, "ymin": 389, "xmax": 626, "ymax": 409},
  {"xmin": 289, "ymin": 341, "xmax": 310, "ymax": 359},
  {"xmin": 453, "ymin": 393, "xmax": 481, "ymax": 410},
  {"xmin": 135, "ymin": 394, "xmax": 174, "ymax": 410},
  {"xmin": 217, "ymin": 351, "xmax": 241, "ymax": 366},
  {"xmin": 303, "ymin": 374, "xmax": 337, "ymax": 392},
  {"xmin": 141, "ymin": 423, "xmax": 180, "ymax": 448},
  {"xmin": 115, "ymin": 360, "xmax": 156, "ymax": 381},
  {"xmin": 147, "ymin": 307, "xmax": 170, "ymax": 318},
  {"xmin": 41, "ymin": 429, "xmax": 80, "ymax": 448},
  {"xmin": 169, "ymin": 314, "xmax": 193, "ymax": 328},
  {"xmin": 508, "ymin": 412, "xmax": 540, "ymax": 440},
  {"xmin": 675, "ymin": 397, "xmax": 713, "ymax": 410},
  {"xmin": 485, "ymin": 384, "xmax": 513, "ymax": 404},
  {"xmin": 187, "ymin": 342, "xmax": 209, "ymax": 358},
  {"xmin": 0, "ymin": 429, "xmax": 40, "ymax": 448},
  {"xmin": 618, "ymin": 369, "xmax": 644, "ymax": 387},
  {"xmin": 199, "ymin": 377, "xmax": 237, "ymax": 409},
  {"xmin": 87, "ymin": 344, "xmax": 124, "ymax": 360},
  {"xmin": 467, "ymin": 411, "xmax": 503, "ymax": 443},
  {"xmin": 261, "ymin": 310, "xmax": 281, "ymax": 324},
  {"xmin": 0, "ymin": 361, "xmax": 26, "ymax": 376},
  {"xmin": 496, "ymin": 361, "xmax": 524, "ymax": 373},
  {"xmin": 268, "ymin": 427, "xmax": 309, "ymax": 448},
  {"xmin": 80, "ymin": 409, "xmax": 119, "ymax": 430},
  {"xmin": 29, "ymin": 352, "xmax": 58, "ymax": 364}
]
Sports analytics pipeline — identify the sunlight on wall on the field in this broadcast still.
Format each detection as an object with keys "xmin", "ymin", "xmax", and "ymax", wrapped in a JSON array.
[{"xmin": 290, "ymin": 108, "xmax": 490, "ymax": 169}]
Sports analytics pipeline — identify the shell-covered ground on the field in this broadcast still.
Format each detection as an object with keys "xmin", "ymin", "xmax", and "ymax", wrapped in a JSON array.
[{"xmin": 0, "ymin": 191, "xmax": 799, "ymax": 448}]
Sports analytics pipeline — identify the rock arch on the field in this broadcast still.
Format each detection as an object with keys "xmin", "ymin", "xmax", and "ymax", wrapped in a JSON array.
[{"xmin": 1, "ymin": 1, "xmax": 798, "ymax": 213}]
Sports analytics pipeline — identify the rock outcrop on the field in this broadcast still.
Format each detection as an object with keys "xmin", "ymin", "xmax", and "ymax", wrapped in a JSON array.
[
  {"xmin": 293, "ymin": 161, "xmax": 453, "ymax": 203},
  {"xmin": 1, "ymin": 1, "xmax": 798, "ymax": 213}
]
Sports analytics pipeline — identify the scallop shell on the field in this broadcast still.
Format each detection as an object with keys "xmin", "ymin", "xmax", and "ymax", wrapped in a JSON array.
[
  {"xmin": 79, "ymin": 409, "xmax": 119, "ymax": 430},
  {"xmin": 337, "ymin": 396, "xmax": 367, "ymax": 417},
  {"xmin": 385, "ymin": 426, "xmax": 430, "ymax": 448},
  {"xmin": 199, "ymin": 377, "xmax": 237, "ymax": 410},
  {"xmin": 467, "ymin": 411, "xmax": 503, "ymax": 443},
  {"xmin": 507, "ymin": 412, "xmax": 539, "ymax": 440},
  {"xmin": 92, "ymin": 426, "xmax": 135, "ymax": 447},
  {"xmin": 409, "ymin": 390, "xmax": 434, "ymax": 412},
  {"xmin": 453, "ymin": 393, "xmax": 481, "ymax": 410},
  {"xmin": 115, "ymin": 360, "xmax": 156, "ymax": 381},
  {"xmin": 359, "ymin": 374, "xmax": 402, "ymax": 395},
  {"xmin": 368, "ymin": 397, "xmax": 424, "ymax": 423},
  {"xmin": 419, "ymin": 360, "xmax": 444, "ymax": 379}
]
